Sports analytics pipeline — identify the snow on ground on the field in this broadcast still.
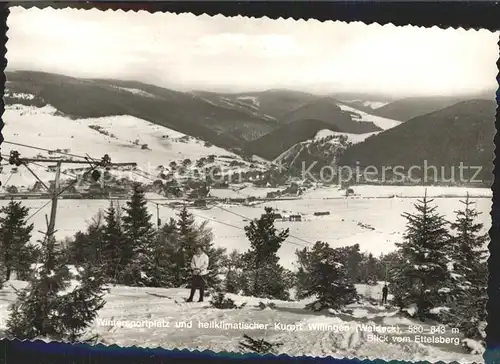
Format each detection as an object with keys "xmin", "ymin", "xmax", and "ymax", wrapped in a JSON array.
[
  {"xmin": 361, "ymin": 101, "xmax": 389, "ymax": 109},
  {"xmin": 236, "ymin": 96, "xmax": 260, "ymax": 107},
  {"xmin": 337, "ymin": 103, "xmax": 402, "ymax": 130},
  {"xmin": 209, "ymin": 186, "xmax": 279, "ymax": 199},
  {"xmin": 1, "ymin": 104, "xmax": 249, "ymax": 186},
  {"xmin": 111, "ymin": 86, "xmax": 157, "ymax": 98},
  {"xmin": 5, "ymin": 90, "xmax": 35, "ymax": 100},
  {"xmin": 0, "ymin": 188, "xmax": 490, "ymax": 271},
  {"xmin": 302, "ymin": 185, "xmax": 492, "ymax": 199},
  {"xmin": 0, "ymin": 280, "xmax": 482, "ymax": 362},
  {"xmin": 341, "ymin": 100, "xmax": 390, "ymax": 110},
  {"xmin": 314, "ymin": 129, "xmax": 378, "ymax": 144}
]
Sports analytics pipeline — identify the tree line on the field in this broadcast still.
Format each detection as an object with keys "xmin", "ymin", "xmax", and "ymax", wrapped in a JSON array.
[{"xmin": 0, "ymin": 186, "xmax": 487, "ymax": 345}]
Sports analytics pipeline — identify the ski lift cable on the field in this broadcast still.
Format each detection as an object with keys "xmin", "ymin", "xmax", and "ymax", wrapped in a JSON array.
[
  {"xmin": 2, "ymin": 173, "xmax": 14, "ymax": 186},
  {"xmin": 156, "ymin": 201, "xmax": 308, "ymax": 248},
  {"xmin": 29, "ymin": 161, "xmax": 79, "ymax": 179},
  {"xmin": 1, "ymin": 153, "xmax": 85, "ymax": 186},
  {"xmin": 25, "ymin": 162, "xmax": 103, "ymax": 222},
  {"xmin": 3, "ymin": 140, "xmax": 97, "ymax": 161},
  {"xmin": 212, "ymin": 203, "xmax": 316, "ymax": 246}
]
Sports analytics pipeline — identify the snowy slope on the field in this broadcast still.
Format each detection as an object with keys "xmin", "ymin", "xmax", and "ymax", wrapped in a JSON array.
[
  {"xmin": 341, "ymin": 100, "xmax": 390, "ymax": 110},
  {"xmin": 338, "ymin": 103, "xmax": 402, "ymax": 130},
  {"xmin": 0, "ymin": 191, "xmax": 490, "ymax": 270},
  {"xmin": 1, "ymin": 103, "xmax": 256, "ymax": 187},
  {"xmin": 271, "ymin": 102, "xmax": 399, "ymax": 168},
  {"xmin": 0, "ymin": 280, "xmax": 483, "ymax": 362},
  {"xmin": 314, "ymin": 129, "xmax": 378, "ymax": 144}
]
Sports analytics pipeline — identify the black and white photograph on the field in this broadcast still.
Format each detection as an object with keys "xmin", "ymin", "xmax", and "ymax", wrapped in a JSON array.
[{"xmin": 0, "ymin": 7, "xmax": 497, "ymax": 362}]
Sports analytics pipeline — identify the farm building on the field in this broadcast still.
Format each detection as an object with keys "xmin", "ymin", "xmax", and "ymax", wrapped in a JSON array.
[
  {"xmin": 314, "ymin": 211, "xmax": 330, "ymax": 216},
  {"xmin": 271, "ymin": 213, "xmax": 283, "ymax": 221}
]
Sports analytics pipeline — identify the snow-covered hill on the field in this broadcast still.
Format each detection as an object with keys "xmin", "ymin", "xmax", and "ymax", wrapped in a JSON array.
[
  {"xmin": 0, "ymin": 280, "xmax": 483, "ymax": 362},
  {"xmin": 314, "ymin": 130, "xmax": 378, "ymax": 144},
  {"xmin": 270, "ymin": 103, "xmax": 400, "ymax": 170},
  {"xmin": 2, "ymin": 103, "xmax": 266, "ymax": 188}
]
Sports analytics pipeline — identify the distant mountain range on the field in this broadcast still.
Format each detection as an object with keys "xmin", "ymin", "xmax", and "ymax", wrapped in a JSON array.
[
  {"xmin": 4, "ymin": 70, "xmax": 496, "ymax": 186},
  {"xmin": 4, "ymin": 71, "xmax": 390, "ymax": 154},
  {"xmin": 341, "ymin": 91, "xmax": 494, "ymax": 122},
  {"xmin": 338, "ymin": 99, "xmax": 496, "ymax": 185},
  {"xmin": 244, "ymin": 119, "xmax": 344, "ymax": 161}
]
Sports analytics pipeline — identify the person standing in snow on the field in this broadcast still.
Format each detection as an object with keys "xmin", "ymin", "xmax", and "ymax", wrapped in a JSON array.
[
  {"xmin": 381, "ymin": 284, "xmax": 388, "ymax": 305},
  {"xmin": 186, "ymin": 246, "xmax": 209, "ymax": 302}
]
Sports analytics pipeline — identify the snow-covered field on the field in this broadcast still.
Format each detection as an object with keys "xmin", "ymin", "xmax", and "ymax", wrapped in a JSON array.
[
  {"xmin": 4, "ymin": 104, "xmax": 238, "ymax": 166},
  {"xmin": 341, "ymin": 100, "xmax": 390, "ymax": 110},
  {"xmin": 0, "ymin": 280, "xmax": 483, "ymax": 362},
  {"xmin": 338, "ymin": 103, "xmax": 402, "ymax": 130},
  {"xmin": 2, "ymin": 104, "xmax": 256, "ymax": 186},
  {"xmin": 0, "ymin": 186, "xmax": 490, "ymax": 271},
  {"xmin": 301, "ymin": 185, "xmax": 492, "ymax": 199}
]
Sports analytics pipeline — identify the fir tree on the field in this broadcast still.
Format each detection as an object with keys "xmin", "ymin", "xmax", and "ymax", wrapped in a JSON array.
[
  {"xmin": 224, "ymin": 250, "xmax": 246, "ymax": 294},
  {"xmin": 120, "ymin": 184, "xmax": 157, "ymax": 286},
  {"xmin": 0, "ymin": 200, "xmax": 37, "ymax": 281},
  {"xmin": 66, "ymin": 212, "xmax": 105, "ymax": 267},
  {"xmin": 67, "ymin": 231, "xmax": 90, "ymax": 265},
  {"xmin": 176, "ymin": 206, "xmax": 198, "ymax": 284},
  {"xmin": 243, "ymin": 207, "xmax": 291, "ymax": 299},
  {"xmin": 101, "ymin": 202, "xmax": 124, "ymax": 281},
  {"xmin": 7, "ymin": 230, "xmax": 107, "ymax": 342},
  {"xmin": 147, "ymin": 218, "xmax": 179, "ymax": 287},
  {"xmin": 447, "ymin": 193, "xmax": 488, "ymax": 339},
  {"xmin": 57, "ymin": 263, "xmax": 107, "ymax": 341},
  {"xmin": 156, "ymin": 217, "xmax": 182, "ymax": 286},
  {"xmin": 175, "ymin": 206, "xmax": 226, "ymax": 289},
  {"xmin": 361, "ymin": 253, "xmax": 379, "ymax": 284},
  {"xmin": 295, "ymin": 242, "xmax": 358, "ymax": 311},
  {"xmin": 336, "ymin": 244, "xmax": 364, "ymax": 282},
  {"xmin": 6, "ymin": 234, "xmax": 71, "ymax": 340},
  {"xmin": 378, "ymin": 251, "xmax": 405, "ymax": 282},
  {"xmin": 390, "ymin": 192, "xmax": 451, "ymax": 320}
]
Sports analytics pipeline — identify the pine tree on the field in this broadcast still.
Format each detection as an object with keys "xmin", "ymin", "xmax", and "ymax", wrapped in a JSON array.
[
  {"xmin": 378, "ymin": 251, "xmax": 405, "ymax": 282},
  {"xmin": 174, "ymin": 206, "xmax": 226, "ymax": 289},
  {"xmin": 390, "ymin": 191, "xmax": 451, "ymax": 320},
  {"xmin": 155, "ymin": 217, "xmax": 182, "ymax": 286},
  {"xmin": 120, "ymin": 184, "xmax": 157, "ymax": 286},
  {"xmin": 86, "ymin": 212, "xmax": 105, "ymax": 265},
  {"xmin": 57, "ymin": 263, "xmax": 107, "ymax": 341},
  {"xmin": 67, "ymin": 231, "xmax": 90, "ymax": 265},
  {"xmin": 6, "ymin": 234, "xmax": 71, "ymax": 340},
  {"xmin": 66, "ymin": 212, "xmax": 105, "ymax": 267},
  {"xmin": 176, "ymin": 206, "xmax": 198, "ymax": 284},
  {"xmin": 447, "ymin": 193, "xmax": 488, "ymax": 339},
  {"xmin": 224, "ymin": 250, "xmax": 246, "ymax": 294},
  {"xmin": 146, "ymin": 218, "xmax": 179, "ymax": 287},
  {"xmin": 295, "ymin": 242, "xmax": 358, "ymax": 311},
  {"xmin": 101, "ymin": 202, "xmax": 124, "ymax": 282},
  {"xmin": 7, "ymin": 230, "xmax": 107, "ymax": 342},
  {"xmin": 0, "ymin": 200, "xmax": 38, "ymax": 281},
  {"xmin": 362, "ymin": 253, "xmax": 379, "ymax": 284},
  {"xmin": 336, "ymin": 244, "xmax": 363, "ymax": 282},
  {"xmin": 243, "ymin": 207, "xmax": 291, "ymax": 299}
]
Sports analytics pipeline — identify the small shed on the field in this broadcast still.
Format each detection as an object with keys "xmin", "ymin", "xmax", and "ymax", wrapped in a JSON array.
[{"xmin": 314, "ymin": 211, "xmax": 330, "ymax": 216}]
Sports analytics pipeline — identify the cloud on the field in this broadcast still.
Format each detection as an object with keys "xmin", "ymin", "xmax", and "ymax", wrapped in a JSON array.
[{"xmin": 6, "ymin": 7, "xmax": 499, "ymax": 96}]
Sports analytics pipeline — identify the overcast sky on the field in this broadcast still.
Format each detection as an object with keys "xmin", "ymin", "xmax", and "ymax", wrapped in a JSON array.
[{"xmin": 6, "ymin": 7, "xmax": 499, "ymax": 96}]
